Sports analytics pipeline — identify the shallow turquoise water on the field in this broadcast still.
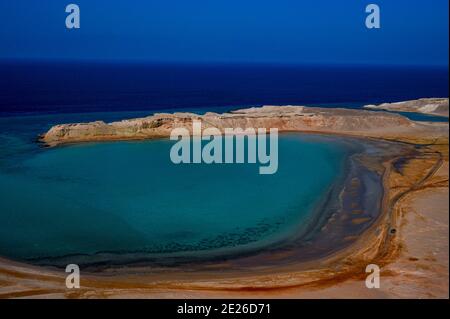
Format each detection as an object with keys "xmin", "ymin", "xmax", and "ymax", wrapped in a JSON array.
[
  {"xmin": 393, "ymin": 111, "xmax": 448, "ymax": 122},
  {"xmin": 367, "ymin": 109, "xmax": 448, "ymax": 122},
  {"xmin": 0, "ymin": 113, "xmax": 349, "ymax": 264}
]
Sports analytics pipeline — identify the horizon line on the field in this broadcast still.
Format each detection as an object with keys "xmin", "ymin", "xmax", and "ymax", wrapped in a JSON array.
[{"xmin": 0, "ymin": 57, "xmax": 448, "ymax": 69}]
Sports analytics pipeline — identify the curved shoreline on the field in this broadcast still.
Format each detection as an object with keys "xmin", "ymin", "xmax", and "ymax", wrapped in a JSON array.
[
  {"xmin": 0, "ymin": 103, "xmax": 448, "ymax": 298},
  {"xmin": 0, "ymin": 134, "xmax": 415, "ymax": 279},
  {"xmin": 20, "ymin": 134, "xmax": 377, "ymax": 271}
]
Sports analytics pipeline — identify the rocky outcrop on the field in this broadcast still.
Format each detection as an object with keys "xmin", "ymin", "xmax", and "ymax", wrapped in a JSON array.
[
  {"xmin": 40, "ymin": 104, "xmax": 449, "ymax": 146},
  {"xmin": 364, "ymin": 98, "xmax": 449, "ymax": 117}
]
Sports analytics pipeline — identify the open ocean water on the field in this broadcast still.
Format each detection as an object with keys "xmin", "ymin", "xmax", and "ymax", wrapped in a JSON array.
[{"xmin": 0, "ymin": 62, "xmax": 448, "ymax": 116}]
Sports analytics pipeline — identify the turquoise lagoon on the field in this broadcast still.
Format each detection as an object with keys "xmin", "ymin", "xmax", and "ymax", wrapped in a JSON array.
[{"xmin": 0, "ymin": 112, "xmax": 350, "ymax": 265}]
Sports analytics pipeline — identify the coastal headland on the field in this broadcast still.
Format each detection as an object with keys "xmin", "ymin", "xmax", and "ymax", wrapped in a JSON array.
[
  {"xmin": 1, "ymin": 99, "xmax": 448, "ymax": 298},
  {"xmin": 363, "ymin": 98, "xmax": 449, "ymax": 117},
  {"xmin": 40, "ymin": 103, "xmax": 448, "ymax": 146}
]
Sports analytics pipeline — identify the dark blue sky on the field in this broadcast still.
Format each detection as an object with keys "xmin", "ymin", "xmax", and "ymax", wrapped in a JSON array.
[{"xmin": 0, "ymin": 0, "xmax": 448, "ymax": 65}]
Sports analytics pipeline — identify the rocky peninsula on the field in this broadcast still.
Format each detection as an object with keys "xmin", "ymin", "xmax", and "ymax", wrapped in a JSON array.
[
  {"xmin": 364, "ymin": 98, "xmax": 449, "ymax": 117},
  {"xmin": 41, "ymin": 104, "xmax": 448, "ymax": 146}
]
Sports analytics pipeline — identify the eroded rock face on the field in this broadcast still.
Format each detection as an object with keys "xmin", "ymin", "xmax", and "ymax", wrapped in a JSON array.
[
  {"xmin": 364, "ymin": 98, "xmax": 449, "ymax": 117},
  {"xmin": 40, "ymin": 104, "xmax": 448, "ymax": 146}
]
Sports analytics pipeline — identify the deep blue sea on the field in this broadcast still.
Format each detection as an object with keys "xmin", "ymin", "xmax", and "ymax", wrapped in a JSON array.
[{"xmin": 0, "ymin": 62, "xmax": 448, "ymax": 116}]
